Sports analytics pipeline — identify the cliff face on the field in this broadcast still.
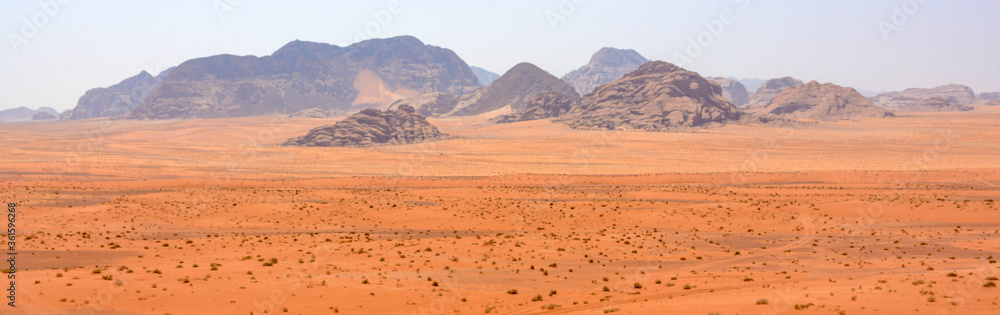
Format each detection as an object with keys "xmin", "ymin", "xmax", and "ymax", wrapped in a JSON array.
[{"xmin": 130, "ymin": 36, "xmax": 479, "ymax": 119}]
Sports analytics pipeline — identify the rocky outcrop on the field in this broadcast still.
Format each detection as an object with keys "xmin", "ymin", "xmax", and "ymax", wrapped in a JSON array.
[
  {"xmin": 707, "ymin": 77, "xmax": 751, "ymax": 106},
  {"xmin": 745, "ymin": 77, "xmax": 804, "ymax": 108},
  {"xmin": 31, "ymin": 111, "xmax": 57, "ymax": 120},
  {"xmin": 448, "ymin": 63, "xmax": 579, "ymax": 116},
  {"xmin": 287, "ymin": 108, "xmax": 343, "ymax": 118},
  {"xmin": 470, "ymin": 66, "xmax": 500, "ymax": 86},
  {"xmin": 284, "ymin": 105, "xmax": 445, "ymax": 147},
  {"xmin": 752, "ymin": 81, "xmax": 894, "ymax": 120},
  {"xmin": 387, "ymin": 92, "xmax": 459, "ymax": 117},
  {"xmin": 561, "ymin": 47, "xmax": 648, "ymax": 95},
  {"xmin": 870, "ymin": 84, "xmax": 976, "ymax": 109},
  {"xmin": 895, "ymin": 97, "xmax": 972, "ymax": 112},
  {"xmin": 0, "ymin": 106, "xmax": 59, "ymax": 121},
  {"xmin": 130, "ymin": 36, "xmax": 479, "ymax": 119},
  {"xmin": 979, "ymin": 92, "xmax": 1000, "ymax": 101},
  {"xmin": 557, "ymin": 61, "xmax": 739, "ymax": 130},
  {"xmin": 62, "ymin": 68, "xmax": 173, "ymax": 120},
  {"xmin": 490, "ymin": 91, "xmax": 575, "ymax": 123}
]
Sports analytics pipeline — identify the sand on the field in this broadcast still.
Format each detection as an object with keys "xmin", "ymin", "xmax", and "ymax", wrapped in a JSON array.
[{"xmin": 1, "ymin": 107, "xmax": 999, "ymax": 314}]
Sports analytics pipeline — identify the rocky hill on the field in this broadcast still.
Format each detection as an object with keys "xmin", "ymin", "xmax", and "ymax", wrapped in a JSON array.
[
  {"xmin": 869, "ymin": 84, "xmax": 976, "ymax": 109},
  {"xmin": 561, "ymin": 47, "xmax": 648, "ymax": 95},
  {"xmin": 448, "ymin": 63, "xmax": 578, "ymax": 116},
  {"xmin": 752, "ymin": 81, "xmax": 894, "ymax": 120},
  {"xmin": 744, "ymin": 77, "xmax": 804, "ymax": 108},
  {"xmin": 490, "ymin": 91, "xmax": 575, "ymax": 123},
  {"xmin": 0, "ymin": 106, "xmax": 59, "ymax": 121},
  {"xmin": 287, "ymin": 108, "xmax": 343, "ymax": 118},
  {"xmin": 558, "ymin": 61, "xmax": 739, "ymax": 130},
  {"xmin": 62, "ymin": 68, "xmax": 173, "ymax": 120},
  {"xmin": 284, "ymin": 105, "xmax": 445, "ymax": 147},
  {"xmin": 130, "ymin": 36, "xmax": 479, "ymax": 119},
  {"xmin": 707, "ymin": 77, "xmax": 750, "ymax": 106},
  {"xmin": 895, "ymin": 96, "xmax": 972, "ymax": 112},
  {"xmin": 387, "ymin": 92, "xmax": 460, "ymax": 117}
]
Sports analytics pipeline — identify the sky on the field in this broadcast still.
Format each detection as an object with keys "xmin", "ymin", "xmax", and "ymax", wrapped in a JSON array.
[{"xmin": 2, "ymin": 0, "xmax": 999, "ymax": 112}]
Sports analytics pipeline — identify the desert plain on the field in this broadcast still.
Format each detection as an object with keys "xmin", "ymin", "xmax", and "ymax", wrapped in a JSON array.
[{"xmin": 1, "ymin": 107, "xmax": 999, "ymax": 314}]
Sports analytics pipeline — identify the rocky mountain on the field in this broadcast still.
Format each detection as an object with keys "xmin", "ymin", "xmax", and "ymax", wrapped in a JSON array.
[
  {"xmin": 557, "ymin": 61, "xmax": 739, "ymax": 130},
  {"xmin": 707, "ymin": 77, "xmax": 750, "ymax": 106},
  {"xmin": 744, "ymin": 77, "xmax": 805, "ymax": 108},
  {"xmin": 284, "ymin": 105, "xmax": 445, "ymax": 147},
  {"xmin": 448, "ymin": 62, "xmax": 579, "ymax": 116},
  {"xmin": 489, "ymin": 91, "xmax": 575, "ymax": 123},
  {"xmin": 0, "ymin": 106, "xmax": 59, "ymax": 121},
  {"xmin": 470, "ymin": 66, "xmax": 500, "ymax": 86},
  {"xmin": 287, "ymin": 108, "xmax": 343, "ymax": 118},
  {"xmin": 751, "ymin": 81, "xmax": 894, "ymax": 120},
  {"xmin": 387, "ymin": 92, "xmax": 460, "ymax": 117},
  {"xmin": 737, "ymin": 78, "xmax": 766, "ymax": 94},
  {"xmin": 31, "ymin": 111, "xmax": 57, "ymax": 120},
  {"xmin": 129, "ymin": 36, "xmax": 480, "ymax": 120},
  {"xmin": 895, "ymin": 97, "xmax": 973, "ymax": 112},
  {"xmin": 979, "ymin": 92, "xmax": 1000, "ymax": 101},
  {"xmin": 561, "ymin": 47, "xmax": 648, "ymax": 95},
  {"xmin": 62, "ymin": 68, "xmax": 174, "ymax": 120},
  {"xmin": 869, "ymin": 84, "xmax": 976, "ymax": 109}
]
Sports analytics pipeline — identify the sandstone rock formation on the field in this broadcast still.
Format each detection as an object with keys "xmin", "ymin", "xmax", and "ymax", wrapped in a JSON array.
[
  {"xmin": 287, "ymin": 108, "xmax": 343, "ymax": 118},
  {"xmin": 490, "ymin": 91, "xmax": 575, "ymax": 123},
  {"xmin": 130, "ymin": 36, "xmax": 479, "ymax": 119},
  {"xmin": 470, "ymin": 66, "xmax": 500, "ymax": 86},
  {"xmin": 707, "ymin": 77, "xmax": 751, "ymax": 106},
  {"xmin": 752, "ymin": 81, "xmax": 894, "ymax": 120},
  {"xmin": 979, "ymin": 92, "xmax": 1000, "ymax": 101},
  {"xmin": 31, "ymin": 111, "xmax": 57, "ymax": 120},
  {"xmin": 744, "ymin": 77, "xmax": 804, "ymax": 108},
  {"xmin": 284, "ymin": 105, "xmax": 445, "ymax": 147},
  {"xmin": 558, "ymin": 61, "xmax": 739, "ymax": 130},
  {"xmin": 0, "ymin": 107, "xmax": 59, "ymax": 121},
  {"xmin": 448, "ymin": 62, "xmax": 579, "ymax": 116},
  {"xmin": 561, "ymin": 47, "xmax": 648, "ymax": 95},
  {"xmin": 895, "ymin": 97, "xmax": 972, "ymax": 112},
  {"xmin": 869, "ymin": 84, "xmax": 976, "ymax": 109},
  {"xmin": 387, "ymin": 92, "xmax": 460, "ymax": 117},
  {"xmin": 62, "ymin": 68, "xmax": 173, "ymax": 120}
]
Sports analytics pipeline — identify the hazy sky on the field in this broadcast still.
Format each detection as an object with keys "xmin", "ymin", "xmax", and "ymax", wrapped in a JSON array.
[{"xmin": 2, "ymin": 1, "xmax": 999, "ymax": 112}]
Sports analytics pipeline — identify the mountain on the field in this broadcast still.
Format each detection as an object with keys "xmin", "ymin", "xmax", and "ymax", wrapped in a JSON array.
[
  {"xmin": 287, "ymin": 108, "xmax": 343, "ymax": 118},
  {"xmin": 869, "ymin": 84, "xmax": 976, "ymax": 109},
  {"xmin": 895, "ymin": 97, "xmax": 972, "ymax": 112},
  {"xmin": 284, "ymin": 105, "xmax": 445, "ymax": 147},
  {"xmin": 489, "ymin": 91, "xmax": 575, "ymax": 123},
  {"xmin": 979, "ymin": 92, "xmax": 1000, "ymax": 101},
  {"xmin": 735, "ymin": 78, "xmax": 766, "ymax": 94},
  {"xmin": 129, "ymin": 36, "xmax": 480, "ymax": 119},
  {"xmin": 0, "ymin": 106, "xmax": 60, "ymax": 121},
  {"xmin": 448, "ymin": 62, "xmax": 579, "ymax": 116},
  {"xmin": 561, "ymin": 47, "xmax": 648, "ymax": 95},
  {"xmin": 63, "ymin": 68, "xmax": 174, "ymax": 120},
  {"xmin": 387, "ymin": 92, "xmax": 460, "ymax": 117},
  {"xmin": 707, "ymin": 77, "xmax": 750, "ymax": 106},
  {"xmin": 751, "ymin": 81, "xmax": 894, "ymax": 120},
  {"xmin": 558, "ymin": 61, "xmax": 739, "ymax": 130},
  {"xmin": 744, "ymin": 77, "xmax": 804, "ymax": 108},
  {"xmin": 470, "ymin": 66, "xmax": 500, "ymax": 86}
]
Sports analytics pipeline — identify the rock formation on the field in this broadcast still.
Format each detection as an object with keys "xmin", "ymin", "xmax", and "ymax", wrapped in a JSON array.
[
  {"xmin": 752, "ymin": 81, "xmax": 894, "ymax": 120},
  {"xmin": 387, "ymin": 92, "xmax": 460, "ymax": 117},
  {"xmin": 869, "ymin": 84, "xmax": 976, "ymax": 109},
  {"xmin": 470, "ymin": 66, "xmax": 500, "ymax": 86},
  {"xmin": 130, "ymin": 36, "xmax": 479, "ymax": 119},
  {"xmin": 490, "ymin": 91, "xmax": 575, "ymax": 123},
  {"xmin": 62, "ymin": 68, "xmax": 173, "ymax": 120},
  {"xmin": 561, "ymin": 47, "xmax": 648, "ymax": 95},
  {"xmin": 287, "ymin": 108, "xmax": 343, "ymax": 118},
  {"xmin": 0, "ymin": 106, "xmax": 59, "ymax": 121},
  {"xmin": 744, "ymin": 77, "xmax": 805, "ymax": 108},
  {"xmin": 31, "ymin": 111, "xmax": 57, "ymax": 120},
  {"xmin": 707, "ymin": 77, "xmax": 751, "ymax": 106},
  {"xmin": 895, "ymin": 97, "xmax": 972, "ymax": 112},
  {"xmin": 979, "ymin": 92, "xmax": 1000, "ymax": 101},
  {"xmin": 448, "ymin": 62, "xmax": 579, "ymax": 116},
  {"xmin": 557, "ymin": 61, "xmax": 739, "ymax": 130},
  {"xmin": 284, "ymin": 105, "xmax": 445, "ymax": 147}
]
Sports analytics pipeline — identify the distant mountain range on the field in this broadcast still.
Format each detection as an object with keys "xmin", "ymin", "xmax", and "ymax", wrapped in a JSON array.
[{"xmin": 0, "ymin": 106, "xmax": 58, "ymax": 121}]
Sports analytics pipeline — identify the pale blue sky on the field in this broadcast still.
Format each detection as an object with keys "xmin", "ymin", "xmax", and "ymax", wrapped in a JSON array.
[{"xmin": 2, "ymin": 1, "xmax": 998, "ymax": 112}]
